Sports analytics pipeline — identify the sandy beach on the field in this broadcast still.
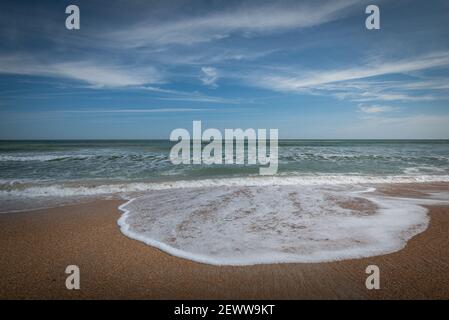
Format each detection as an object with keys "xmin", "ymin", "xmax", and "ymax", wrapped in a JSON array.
[{"xmin": 1, "ymin": 188, "xmax": 449, "ymax": 300}]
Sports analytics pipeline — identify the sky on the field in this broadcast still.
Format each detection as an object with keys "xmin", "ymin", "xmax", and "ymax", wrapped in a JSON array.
[{"xmin": 0, "ymin": 0, "xmax": 449, "ymax": 139}]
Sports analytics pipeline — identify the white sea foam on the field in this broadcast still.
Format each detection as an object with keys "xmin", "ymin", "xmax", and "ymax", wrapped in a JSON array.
[
  {"xmin": 403, "ymin": 166, "xmax": 447, "ymax": 174},
  {"xmin": 117, "ymin": 185, "xmax": 449, "ymax": 265},
  {"xmin": 2, "ymin": 174, "xmax": 449, "ymax": 198},
  {"xmin": 0, "ymin": 154, "xmax": 92, "ymax": 162}
]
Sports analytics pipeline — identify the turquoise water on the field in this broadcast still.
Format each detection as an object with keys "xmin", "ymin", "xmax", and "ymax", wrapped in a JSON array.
[
  {"xmin": 1, "ymin": 139, "xmax": 449, "ymax": 212},
  {"xmin": 1, "ymin": 140, "xmax": 449, "ymax": 183}
]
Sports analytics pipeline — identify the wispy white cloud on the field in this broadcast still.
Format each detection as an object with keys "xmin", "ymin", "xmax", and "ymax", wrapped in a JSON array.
[
  {"xmin": 249, "ymin": 52, "xmax": 449, "ymax": 91},
  {"xmin": 357, "ymin": 104, "xmax": 398, "ymax": 114},
  {"xmin": 63, "ymin": 108, "xmax": 206, "ymax": 113},
  {"xmin": 51, "ymin": 62, "xmax": 161, "ymax": 88},
  {"xmin": 139, "ymin": 85, "xmax": 245, "ymax": 104},
  {"xmin": 109, "ymin": 0, "xmax": 358, "ymax": 47},
  {"xmin": 200, "ymin": 67, "xmax": 219, "ymax": 87},
  {"xmin": 336, "ymin": 90, "xmax": 437, "ymax": 102},
  {"xmin": 246, "ymin": 52, "xmax": 449, "ymax": 102},
  {"xmin": 156, "ymin": 95, "xmax": 245, "ymax": 104},
  {"xmin": 0, "ymin": 54, "xmax": 162, "ymax": 88},
  {"xmin": 390, "ymin": 79, "xmax": 449, "ymax": 91},
  {"xmin": 0, "ymin": 54, "xmax": 245, "ymax": 104}
]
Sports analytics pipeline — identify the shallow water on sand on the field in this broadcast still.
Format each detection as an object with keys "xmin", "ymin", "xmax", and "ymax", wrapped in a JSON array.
[{"xmin": 118, "ymin": 184, "xmax": 449, "ymax": 265}]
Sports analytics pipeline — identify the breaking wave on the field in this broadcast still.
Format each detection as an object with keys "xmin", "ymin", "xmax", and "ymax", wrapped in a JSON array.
[{"xmin": 2, "ymin": 174, "xmax": 449, "ymax": 198}]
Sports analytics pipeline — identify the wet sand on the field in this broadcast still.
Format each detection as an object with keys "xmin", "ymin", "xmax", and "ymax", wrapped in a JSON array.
[{"xmin": 1, "ymin": 196, "xmax": 448, "ymax": 299}]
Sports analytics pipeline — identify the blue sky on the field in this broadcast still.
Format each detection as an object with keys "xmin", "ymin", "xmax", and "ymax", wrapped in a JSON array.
[{"xmin": 1, "ymin": 0, "xmax": 449, "ymax": 139}]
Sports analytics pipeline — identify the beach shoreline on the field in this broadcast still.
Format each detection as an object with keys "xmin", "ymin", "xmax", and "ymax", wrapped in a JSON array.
[{"xmin": 1, "ymin": 189, "xmax": 449, "ymax": 299}]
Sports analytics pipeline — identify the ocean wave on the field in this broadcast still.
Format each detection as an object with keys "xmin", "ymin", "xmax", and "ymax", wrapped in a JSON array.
[
  {"xmin": 1, "ymin": 174, "xmax": 449, "ymax": 198},
  {"xmin": 279, "ymin": 152, "xmax": 449, "ymax": 162},
  {"xmin": 0, "ymin": 154, "xmax": 93, "ymax": 162},
  {"xmin": 403, "ymin": 166, "xmax": 447, "ymax": 174}
]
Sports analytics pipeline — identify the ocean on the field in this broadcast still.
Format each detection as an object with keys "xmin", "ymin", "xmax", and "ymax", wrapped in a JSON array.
[
  {"xmin": 1, "ymin": 139, "xmax": 449, "ymax": 183},
  {"xmin": 2, "ymin": 139, "xmax": 449, "ymax": 265},
  {"xmin": 1, "ymin": 139, "xmax": 449, "ymax": 210}
]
